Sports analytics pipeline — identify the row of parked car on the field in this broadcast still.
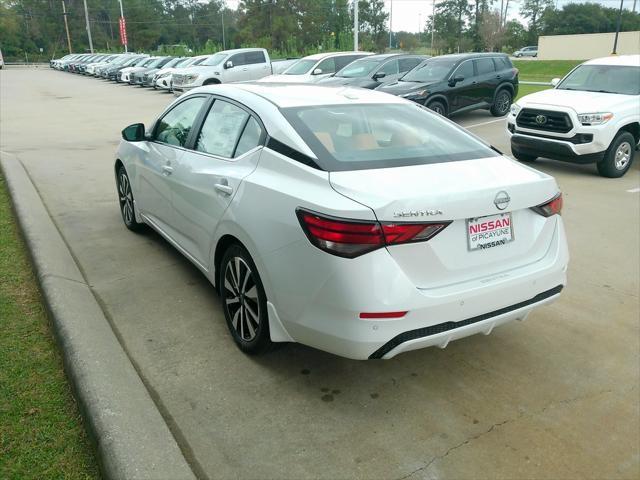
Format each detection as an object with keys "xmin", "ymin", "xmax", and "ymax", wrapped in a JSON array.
[{"xmin": 51, "ymin": 48, "xmax": 522, "ymax": 118}]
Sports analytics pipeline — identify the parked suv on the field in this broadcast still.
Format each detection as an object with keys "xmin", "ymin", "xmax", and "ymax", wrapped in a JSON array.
[
  {"xmin": 507, "ymin": 55, "xmax": 639, "ymax": 178},
  {"xmin": 172, "ymin": 48, "xmax": 279, "ymax": 93},
  {"xmin": 513, "ymin": 46, "xmax": 538, "ymax": 58},
  {"xmin": 318, "ymin": 53, "xmax": 427, "ymax": 89},
  {"xmin": 378, "ymin": 53, "xmax": 519, "ymax": 118},
  {"xmin": 259, "ymin": 52, "xmax": 372, "ymax": 83}
]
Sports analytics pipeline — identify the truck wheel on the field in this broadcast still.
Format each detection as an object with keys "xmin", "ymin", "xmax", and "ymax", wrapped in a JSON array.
[
  {"xmin": 597, "ymin": 131, "xmax": 635, "ymax": 178},
  {"xmin": 512, "ymin": 149, "xmax": 537, "ymax": 162}
]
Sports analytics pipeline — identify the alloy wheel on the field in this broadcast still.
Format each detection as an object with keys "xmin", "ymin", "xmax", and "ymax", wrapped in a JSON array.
[
  {"xmin": 614, "ymin": 141, "xmax": 632, "ymax": 170},
  {"xmin": 496, "ymin": 91, "xmax": 510, "ymax": 115},
  {"xmin": 224, "ymin": 257, "xmax": 261, "ymax": 342},
  {"xmin": 118, "ymin": 172, "xmax": 134, "ymax": 224}
]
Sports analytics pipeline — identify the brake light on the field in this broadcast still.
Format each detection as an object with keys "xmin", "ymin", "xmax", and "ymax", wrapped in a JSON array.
[
  {"xmin": 531, "ymin": 193, "xmax": 563, "ymax": 217},
  {"xmin": 296, "ymin": 209, "xmax": 451, "ymax": 258}
]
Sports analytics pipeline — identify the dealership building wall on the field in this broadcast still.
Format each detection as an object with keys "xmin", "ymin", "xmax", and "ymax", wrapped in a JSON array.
[{"xmin": 538, "ymin": 31, "xmax": 640, "ymax": 60}]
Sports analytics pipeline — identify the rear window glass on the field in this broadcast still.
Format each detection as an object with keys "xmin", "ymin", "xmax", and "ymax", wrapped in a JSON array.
[{"xmin": 281, "ymin": 103, "xmax": 495, "ymax": 172}]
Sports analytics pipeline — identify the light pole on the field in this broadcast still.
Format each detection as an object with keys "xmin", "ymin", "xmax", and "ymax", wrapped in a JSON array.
[
  {"xmin": 82, "ymin": 0, "xmax": 94, "ymax": 53},
  {"xmin": 118, "ymin": 0, "xmax": 128, "ymax": 53},
  {"xmin": 354, "ymin": 0, "xmax": 359, "ymax": 52},
  {"xmin": 221, "ymin": 6, "xmax": 226, "ymax": 50},
  {"xmin": 612, "ymin": 0, "xmax": 624, "ymax": 54},
  {"xmin": 430, "ymin": 0, "xmax": 435, "ymax": 54},
  {"xmin": 61, "ymin": 1, "xmax": 72, "ymax": 54},
  {"xmin": 389, "ymin": 0, "xmax": 393, "ymax": 49}
]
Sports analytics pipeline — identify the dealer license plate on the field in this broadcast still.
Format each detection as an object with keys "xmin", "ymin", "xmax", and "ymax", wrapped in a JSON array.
[{"xmin": 467, "ymin": 213, "xmax": 514, "ymax": 251}]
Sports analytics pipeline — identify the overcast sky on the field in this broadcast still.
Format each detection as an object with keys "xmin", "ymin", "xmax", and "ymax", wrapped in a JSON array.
[{"xmin": 225, "ymin": 1, "xmax": 637, "ymax": 33}]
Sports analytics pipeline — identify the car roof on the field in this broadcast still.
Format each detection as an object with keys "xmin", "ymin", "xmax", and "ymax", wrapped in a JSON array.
[
  {"xmin": 585, "ymin": 55, "xmax": 639, "ymax": 67},
  {"xmin": 353, "ymin": 53, "xmax": 428, "ymax": 62},
  {"xmin": 197, "ymin": 82, "xmax": 406, "ymax": 108},
  {"xmin": 300, "ymin": 51, "xmax": 374, "ymax": 61}
]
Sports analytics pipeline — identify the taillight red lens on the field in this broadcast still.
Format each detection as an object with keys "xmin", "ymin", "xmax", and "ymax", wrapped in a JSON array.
[
  {"xmin": 531, "ymin": 193, "xmax": 563, "ymax": 217},
  {"xmin": 297, "ymin": 209, "xmax": 450, "ymax": 258}
]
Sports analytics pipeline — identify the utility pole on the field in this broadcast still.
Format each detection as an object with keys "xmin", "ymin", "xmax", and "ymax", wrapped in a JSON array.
[
  {"xmin": 430, "ymin": 0, "xmax": 435, "ymax": 54},
  {"xmin": 612, "ymin": 0, "xmax": 624, "ymax": 54},
  {"xmin": 61, "ymin": 1, "xmax": 72, "ymax": 54},
  {"xmin": 389, "ymin": 0, "xmax": 392, "ymax": 49},
  {"xmin": 118, "ymin": 0, "xmax": 128, "ymax": 53},
  {"xmin": 633, "ymin": 0, "xmax": 637, "ymax": 13},
  {"xmin": 82, "ymin": 0, "xmax": 94, "ymax": 53},
  {"xmin": 222, "ymin": 7, "xmax": 226, "ymax": 49},
  {"xmin": 354, "ymin": 0, "xmax": 359, "ymax": 51}
]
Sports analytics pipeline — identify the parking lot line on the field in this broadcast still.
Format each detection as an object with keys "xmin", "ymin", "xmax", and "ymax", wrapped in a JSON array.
[
  {"xmin": 627, "ymin": 187, "xmax": 640, "ymax": 193},
  {"xmin": 464, "ymin": 117, "xmax": 507, "ymax": 129}
]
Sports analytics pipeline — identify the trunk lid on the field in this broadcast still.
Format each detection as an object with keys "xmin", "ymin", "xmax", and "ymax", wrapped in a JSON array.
[{"xmin": 329, "ymin": 156, "xmax": 560, "ymax": 289}]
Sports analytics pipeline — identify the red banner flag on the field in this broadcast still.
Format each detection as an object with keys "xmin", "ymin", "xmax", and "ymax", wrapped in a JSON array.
[{"xmin": 119, "ymin": 17, "xmax": 128, "ymax": 46}]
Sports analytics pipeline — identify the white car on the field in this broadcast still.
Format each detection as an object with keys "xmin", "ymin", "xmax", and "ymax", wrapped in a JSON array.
[
  {"xmin": 120, "ymin": 57, "xmax": 155, "ymax": 83},
  {"xmin": 154, "ymin": 55, "xmax": 208, "ymax": 91},
  {"xmin": 259, "ymin": 52, "xmax": 373, "ymax": 83},
  {"xmin": 114, "ymin": 84, "xmax": 568, "ymax": 360},
  {"xmin": 508, "ymin": 55, "xmax": 639, "ymax": 177}
]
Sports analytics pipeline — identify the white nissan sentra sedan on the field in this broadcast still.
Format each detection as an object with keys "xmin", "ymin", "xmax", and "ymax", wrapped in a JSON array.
[{"xmin": 114, "ymin": 84, "xmax": 569, "ymax": 360}]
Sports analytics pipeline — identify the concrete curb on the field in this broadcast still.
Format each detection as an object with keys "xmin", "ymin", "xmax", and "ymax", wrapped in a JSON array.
[{"xmin": 1, "ymin": 152, "xmax": 197, "ymax": 480}]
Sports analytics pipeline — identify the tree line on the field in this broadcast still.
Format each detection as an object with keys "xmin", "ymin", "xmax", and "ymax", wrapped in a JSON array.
[{"xmin": 0, "ymin": 0, "xmax": 638, "ymax": 61}]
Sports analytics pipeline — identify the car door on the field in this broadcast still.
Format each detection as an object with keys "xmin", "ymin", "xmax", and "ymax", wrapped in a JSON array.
[
  {"xmin": 473, "ymin": 57, "xmax": 498, "ymax": 104},
  {"xmin": 170, "ymin": 98, "xmax": 265, "ymax": 268},
  {"xmin": 372, "ymin": 59, "xmax": 400, "ymax": 86},
  {"xmin": 446, "ymin": 59, "xmax": 476, "ymax": 113},
  {"xmin": 244, "ymin": 50, "xmax": 270, "ymax": 80},
  {"xmin": 137, "ymin": 95, "xmax": 208, "ymax": 236},
  {"xmin": 225, "ymin": 53, "xmax": 247, "ymax": 82}
]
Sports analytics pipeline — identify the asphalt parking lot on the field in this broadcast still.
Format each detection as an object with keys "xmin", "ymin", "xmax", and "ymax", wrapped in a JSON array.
[{"xmin": 1, "ymin": 68, "xmax": 639, "ymax": 479}]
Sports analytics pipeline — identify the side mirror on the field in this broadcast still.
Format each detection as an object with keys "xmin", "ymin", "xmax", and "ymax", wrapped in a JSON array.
[
  {"xmin": 312, "ymin": 68, "xmax": 323, "ymax": 75},
  {"xmin": 122, "ymin": 123, "xmax": 146, "ymax": 142},
  {"xmin": 373, "ymin": 72, "xmax": 386, "ymax": 80},
  {"xmin": 224, "ymin": 60, "xmax": 233, "ymax": 69},
  {"xmin": 449, "ymin": 74, "xmax": 464, "ymax": 86},
  {"xmin": 551, "ymin": 77, "xmax": 561, "ymax": 87}
]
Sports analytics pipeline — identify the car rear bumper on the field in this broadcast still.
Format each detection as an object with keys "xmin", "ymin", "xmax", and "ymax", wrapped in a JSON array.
[{"xmin": 271, "ymin": 216, "xmax": 569, "ymax": 360}]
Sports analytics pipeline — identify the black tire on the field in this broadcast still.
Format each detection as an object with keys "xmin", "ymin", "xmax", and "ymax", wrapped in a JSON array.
[
  {"xmin": 116, "ymin": 165, "xmax": 146, "ymax": 232},
  {"xmin": 426, "ymin": 99, "xmax": 447, "ymax": 117},
  {"xmin": 512, "ymin": 149, "xmax": 537, "ymax": 162},
  {"xmin": 219, "ymin": 244, "xmax": 273, "ymax": 355},
  {"xmin": 203, "ymin": 79, "xmax": 220, "ymax": 86},
  {"xmin": 491, "ymin": 89, "xmax": 512, "ymax": 117},
  {"xmin": 597, "ymin": 131, "xmax": 635, "ymax": 178}
]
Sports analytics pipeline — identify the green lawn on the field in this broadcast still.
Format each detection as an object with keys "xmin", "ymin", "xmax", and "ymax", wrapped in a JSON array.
[
  {"xmin": 0, "ymin": 174, "xmax": 99, "ymax": 479},
  {"xmin": 513, "ymin": 59, "xmax": 583, "ymax": 83},
  {"xmin": 516, "ymin": 83, "xmax": 552, "ymax": 100}
]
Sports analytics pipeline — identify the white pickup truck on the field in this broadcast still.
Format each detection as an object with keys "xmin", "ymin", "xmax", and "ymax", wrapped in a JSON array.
[
  {"xmin": 507, "ymin": 55, "xmax": 639, "ymax": 178},
  {"xmin": 172, "ymin": 48, "xmax": 296, "ymax": 94}
]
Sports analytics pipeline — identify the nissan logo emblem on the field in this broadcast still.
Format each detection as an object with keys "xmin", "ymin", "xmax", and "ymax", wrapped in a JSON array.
[
  {"xmin": 494, "ymin": 191, "xmax": 511, "ymax": 210},
  {"xmin": 535, "ymin": 114, "xmax": 547, "ymax": 125}
]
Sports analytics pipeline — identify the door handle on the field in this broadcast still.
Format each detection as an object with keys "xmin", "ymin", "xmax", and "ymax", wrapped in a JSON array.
[
  {"xmin": 162, "ymin": 165, "xmax": 173, "ymax": 175},
  {"xmin": 214, "ymin": 183, "xmax": 234, "ymax": 195},
  {"xmin": 496, "ymin": 75, "xmax": 502, "ymax": 79},
  {"xmin": 472, "ymin": 81, "xmax": 478, "ymax": 85}
]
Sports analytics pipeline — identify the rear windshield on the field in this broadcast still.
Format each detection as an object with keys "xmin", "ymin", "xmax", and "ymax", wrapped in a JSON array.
[{"xmin": 281, "ymin": 103, "xmax": 495, "ymax": 171}]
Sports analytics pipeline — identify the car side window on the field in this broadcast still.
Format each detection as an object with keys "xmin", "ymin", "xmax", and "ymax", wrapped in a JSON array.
[
  {"xmin": 316, "ymin": 57, "xmax": 336, "ymax": 74},
  {"xmin": 398, "ymin": 58, "xmax": 422, "ymax": 73},
  {"xmin": 154, "ymin": 96, "xmax": 207, "ymax": 147},
  {"xmin": 475, "ymin": 58, "xmax": 495, "ymax": 75},
  {"xmin": 229, "ymin": 53, "xmax": 246, "ymax": 67},
  {"xmin": 245, "ymin": 51, "xmax": 266, "ymax": 65},
  {"xmin": 379, "ymin": 60, "xmax": 399, "ymax": 75},
  {"xmin": 234, "ymin": 117, "xmax": 263, "ymax": 157},
  {"xmin": 196, "ymin": 100, "xmax": 250, "ymax": 158},
  {"xmin": 453, "ymin": 60, "xmax": 474, "ymax": 80}
]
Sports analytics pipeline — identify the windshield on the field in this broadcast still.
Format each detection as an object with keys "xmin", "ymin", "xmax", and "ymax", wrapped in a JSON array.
[
  {"xmin": 201, "ymin": 53, "xmax": 227, "ymax": 66},
  {"xmin": 284, "ymin": 59, "xmax": 317, "ymax": 75},
  {"xmin": 336, "ymin": 59, "xmax": 380, "ymax": 78},
  {"xmin": 401, "ymin": 58, "xmax": 456, "ymax": 83},
  {"xmin": 164, "ymin": 58, "xmax": 183, "ymax": 68},
  {"xmin": 557, "ymin": 64, "xmax": 640, "ymax": 95},
  {"xmin": 281, "ymin": 103, "xmax": 494, "ymax": 171},
  {"xmin": 148, "ymin": 58, "xmax": 167, "ymax": 68}
]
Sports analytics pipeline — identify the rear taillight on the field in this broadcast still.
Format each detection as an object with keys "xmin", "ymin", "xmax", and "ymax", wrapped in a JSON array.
[
  {"xmin": 296, "ymin": 209, "xmax": 450, "ymax": 258},
  {"xmin": 531, "ymin": 193, "xmax": 563, "ymax": 217}
]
